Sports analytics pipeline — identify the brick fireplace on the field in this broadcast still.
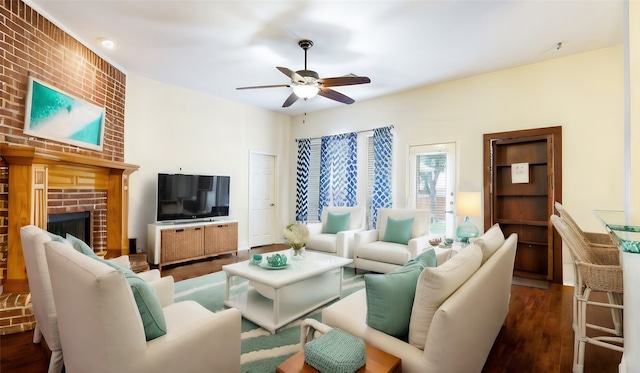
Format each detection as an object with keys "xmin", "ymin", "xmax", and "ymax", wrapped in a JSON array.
[
  {"xmin": 0, "ymin": 144, "xmax": 138, "ymax": 292},
  {"xmin": 48, "ymin": 191, "xmax": 107, "ymax": 252},
  {"xmin": 0, "ymin": 1, "xmax": 136, "ymax": 293}
]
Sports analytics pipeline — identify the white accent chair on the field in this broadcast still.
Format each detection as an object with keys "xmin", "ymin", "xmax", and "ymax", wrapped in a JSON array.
[
  {"xmin": 354, "ymin": 208, "xmax": 449, "ymax": 273},
  {"xmin": 20, "ymin": 225, "xmax": 172, "ymax": 373},
  {"xmin": 305, "ymin": 206, "xmax": 366, "ymax": 260},
  {"xmin": 44, "ymin": 239, "xmax": 242, "ymax": 373}
]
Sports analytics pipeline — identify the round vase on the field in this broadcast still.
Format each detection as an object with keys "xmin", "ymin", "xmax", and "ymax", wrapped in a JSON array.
[{"xmin": 291, "ymin": 247, "xmax": 306, "ymax": 260}]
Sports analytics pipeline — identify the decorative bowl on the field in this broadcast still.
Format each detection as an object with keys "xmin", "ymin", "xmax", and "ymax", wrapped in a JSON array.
[
  {"xmin": 428, "ymin": 238, "xmax": 442, "ymax": 247},
  {"xmin": 266, "ymin": 253, "xmax": 288, "ymax": 267}
]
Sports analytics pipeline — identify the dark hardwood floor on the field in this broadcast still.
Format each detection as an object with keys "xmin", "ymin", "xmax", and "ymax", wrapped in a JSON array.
[{"xmin": 0, "ymin": 245, "xmax": 622, "ymax": 373}]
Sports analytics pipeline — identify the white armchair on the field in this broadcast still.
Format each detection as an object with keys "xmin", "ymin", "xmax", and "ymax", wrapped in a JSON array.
[
  {"xmin": 354, "ymin": 208, "xmax": 449, "ymax": 273},
  {"xmin": 20, "ymin": 225, "xmax": 175, "ymax": 373},
  {"xmin": 43, "ymin": 239, "xmax": 242, "ymax": 373},
  {"xmin": 305, "ymin": 206, "xmax": 366, "ymax": 260}
]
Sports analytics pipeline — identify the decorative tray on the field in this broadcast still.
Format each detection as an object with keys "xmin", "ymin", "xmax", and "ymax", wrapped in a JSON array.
[{"xmin": 260, "ymin": 262, "xmax": 290, "ymax": 270}]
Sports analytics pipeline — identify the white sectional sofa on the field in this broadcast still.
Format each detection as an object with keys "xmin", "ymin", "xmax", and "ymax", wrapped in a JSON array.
[{"xmin": 323, "ymin": 227, "xmax": 518, "ymax": 373}]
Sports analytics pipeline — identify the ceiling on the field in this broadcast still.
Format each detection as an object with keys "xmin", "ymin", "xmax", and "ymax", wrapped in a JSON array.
[{"xmin": 25, "ymin": 1, "xmax": 624, "ymax": 116}]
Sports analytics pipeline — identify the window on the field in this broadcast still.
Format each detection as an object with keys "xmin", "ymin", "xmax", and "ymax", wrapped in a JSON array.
[
  {"xmin": 409, "ymin": 143, "xmax": 456, "ymax": 237},
  {"xmin": 296, "ymin": 127, "xmax": 393, "ymax": 226}
]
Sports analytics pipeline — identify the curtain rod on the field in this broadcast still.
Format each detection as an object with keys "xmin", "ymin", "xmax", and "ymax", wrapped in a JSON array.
[{"xmin": 295, "ymin": 125, "xmax": 394, "ymax": 142}]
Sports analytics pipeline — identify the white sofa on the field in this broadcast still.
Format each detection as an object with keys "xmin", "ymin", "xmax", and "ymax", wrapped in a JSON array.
[
  {"xmin": 43, "ymin": 237, "xmax": 242, "ymax": 373},
  {"xmin": 305, "ymin": 206, "xmax": 366, "ymax": 260},
  {"xmin": 354, "ymin": 208, "xmax": 449, "ymax": 273},
  {"xmin": 323, "ymin": 228, "xmax": 518, "ymax": 373}
]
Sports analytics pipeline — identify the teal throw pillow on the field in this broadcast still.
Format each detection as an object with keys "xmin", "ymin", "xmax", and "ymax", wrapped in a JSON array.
[
  {"xmin": 382, "ymin": 217, "xmax": 415, "ymax": 245},
  {"xmin": 405, "ymin": 248, "xmax": 437, "ymax": 269},
  {"xmin": 46, "ymin": 232, "xmax": 66, "ymax": 242},
  {"xmin": 364, "ymin": 263, "xmax": 423, "ymax": 338},
  {"xmin": 94, "ymin": 257, "xmax": 165, "ymax": 340},
  {"xmin": 324, "ymin": 212, "xmax": 351, "ymax": 234},
  {"xmin": 124, "ymin": 271, "xmax": 167, "ymax": 341},
  {"xmin": 66, "ymin": 233, "xmax": 99, "ymax": 259}
]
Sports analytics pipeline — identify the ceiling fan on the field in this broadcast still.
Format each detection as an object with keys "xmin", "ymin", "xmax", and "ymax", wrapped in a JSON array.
[{"xmin": 236, "ymin": 39, "xmax": 371, "ymax": 108}]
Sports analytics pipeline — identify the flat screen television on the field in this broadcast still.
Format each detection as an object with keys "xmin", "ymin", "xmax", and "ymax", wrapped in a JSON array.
[{"xmin": 156, "ymin": 173, "xmax": 230, "ymax": 222}]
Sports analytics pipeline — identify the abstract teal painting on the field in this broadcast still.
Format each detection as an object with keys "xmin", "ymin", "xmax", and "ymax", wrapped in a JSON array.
[{"xmin": 24, "ymin": 77, "xmax": 105, "ymax": 151}]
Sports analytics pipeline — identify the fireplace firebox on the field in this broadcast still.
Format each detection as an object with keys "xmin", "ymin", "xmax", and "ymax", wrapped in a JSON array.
[{"xmin": 47, "ymin": 211, "xmax": 91, "ymax": 247}]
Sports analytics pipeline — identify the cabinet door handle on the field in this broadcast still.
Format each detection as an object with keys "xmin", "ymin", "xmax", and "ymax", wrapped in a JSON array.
[{"xmin": 175, "ymin": 229, "xmax": 184, "ymax": 233}]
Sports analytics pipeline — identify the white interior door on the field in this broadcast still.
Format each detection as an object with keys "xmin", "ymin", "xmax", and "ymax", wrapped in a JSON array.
[
  {"xmin": 249, "ymin": 152, "xmax": 276, "ymax": 247},
  {"xmin": 408, "ymin": 142, "xmax": 457, "ymax": 238}
]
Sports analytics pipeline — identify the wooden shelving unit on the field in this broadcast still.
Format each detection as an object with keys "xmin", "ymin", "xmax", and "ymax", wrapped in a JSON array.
[{"xmin": 484, "ymin": 127, "xmax": 562, "ymax": 282}]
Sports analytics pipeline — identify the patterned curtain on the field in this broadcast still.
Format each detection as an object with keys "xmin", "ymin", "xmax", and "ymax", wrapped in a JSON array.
[
  {"xmin": 372, "ymin": 126, "xmax": 393, "ymax": 228},
  {"xmin": 318, "ymin": 132, "xmax": 358, "ymax": 219},
  {"xmin": 295, "ymin": 139, "xmax": 311, "ymax": 222}
]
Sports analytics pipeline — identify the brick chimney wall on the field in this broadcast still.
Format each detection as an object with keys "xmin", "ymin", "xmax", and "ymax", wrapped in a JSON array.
[{"xmin": 0, "ymin": 1, "xmax": 127, "ymax": 278}]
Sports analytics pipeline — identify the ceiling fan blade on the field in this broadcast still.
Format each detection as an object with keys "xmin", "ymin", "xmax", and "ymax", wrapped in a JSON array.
[
  {"xmin": 282, "ymin": 92, "xmax": 299, "ymax": 107},
  {"xmin": 318, "ymin": 76, "xmax": 371, "ymax": 87},
  {"xmin": 236, "ymin": 84, "xmax": 290, "ymax": 90},
  {"xmin": 318, "ymin": 88, "xmax": 355, "ymax": 105},
  {"xmin": 277, "ymin": 66, "xmax": 305, "ymax": 84}
]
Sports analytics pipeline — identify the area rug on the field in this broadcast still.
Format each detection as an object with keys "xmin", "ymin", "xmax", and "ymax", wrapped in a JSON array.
[{"xmin": 173, "ymin": 267, "xmax": 365, "ymax": 373}]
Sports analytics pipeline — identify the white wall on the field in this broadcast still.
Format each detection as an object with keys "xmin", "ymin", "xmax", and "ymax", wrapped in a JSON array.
[
  {"xmin": 289, "ymin": 46, "xmax": 626, "ymax": 283},
  {"xmin": 630, "ymin": 1, "xmax": 640, "ymax": 221},
  {"xmin": 124, "ymin": 75, "xmax": 291, "ymax": 252},
  {"xmin": 291, "ymin": 46, "xmax": 624, "ymax": 229},
  {"xmin": 122, "ymin": 46, "xmax": 627, "ymax": 285}
]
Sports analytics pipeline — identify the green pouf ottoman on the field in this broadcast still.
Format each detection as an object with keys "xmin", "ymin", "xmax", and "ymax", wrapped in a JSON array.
[{"xmin": 304, "ymin": 328, "xmax": 366, "ymax": 373}]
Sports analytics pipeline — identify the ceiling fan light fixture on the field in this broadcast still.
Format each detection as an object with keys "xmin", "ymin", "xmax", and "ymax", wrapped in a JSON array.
[
  {"xmin": 293, "ymin": 84, "xmax": 319, "ymax": 99},
  {"xmin": 237, "ymin": 39, "xmax": 370, "ymax": 107}
]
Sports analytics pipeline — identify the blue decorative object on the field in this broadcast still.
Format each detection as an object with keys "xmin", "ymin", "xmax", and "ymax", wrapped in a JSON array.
[
  {"xmin": 455, "ymin": 192, "xmax": 481, "ymax": 244},
  {"xmin": 266, "ymin": 253, "xmax": 288, "ymax": 267},
  {"xmin": 456, "ymin": 216, "xmax": 480, "ymax": 243}
]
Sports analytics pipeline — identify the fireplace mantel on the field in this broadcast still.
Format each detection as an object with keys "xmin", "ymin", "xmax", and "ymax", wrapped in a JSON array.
[{"xmin": 0, "ymin": 143, "xmax": 139, "ymax": 291}]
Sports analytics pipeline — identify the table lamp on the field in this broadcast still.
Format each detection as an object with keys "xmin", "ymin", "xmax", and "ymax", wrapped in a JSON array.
[{"xmin": 455, "ymin": 192, "xmax": 481, "ymax": 244}]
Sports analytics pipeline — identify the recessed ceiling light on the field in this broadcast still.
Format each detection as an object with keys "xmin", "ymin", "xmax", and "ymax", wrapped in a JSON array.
[{"xmin": 100, "ymin": 39, "xmax": 114, "ymax": 49}]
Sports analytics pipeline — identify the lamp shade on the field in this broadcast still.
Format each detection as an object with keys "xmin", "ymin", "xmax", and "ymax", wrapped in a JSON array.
[
  {"xmin": 455, "ymin": 192, "xmax": 481, "ymax": 244},
  {"xmin": 456, "ymin": 192, "xmax": 481, "ymax": 217}
]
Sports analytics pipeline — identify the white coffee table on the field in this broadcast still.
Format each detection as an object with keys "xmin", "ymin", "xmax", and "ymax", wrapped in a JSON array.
[{"xmin": 222, "ymin": 250, "xmax": 352, "ymax": 334}]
